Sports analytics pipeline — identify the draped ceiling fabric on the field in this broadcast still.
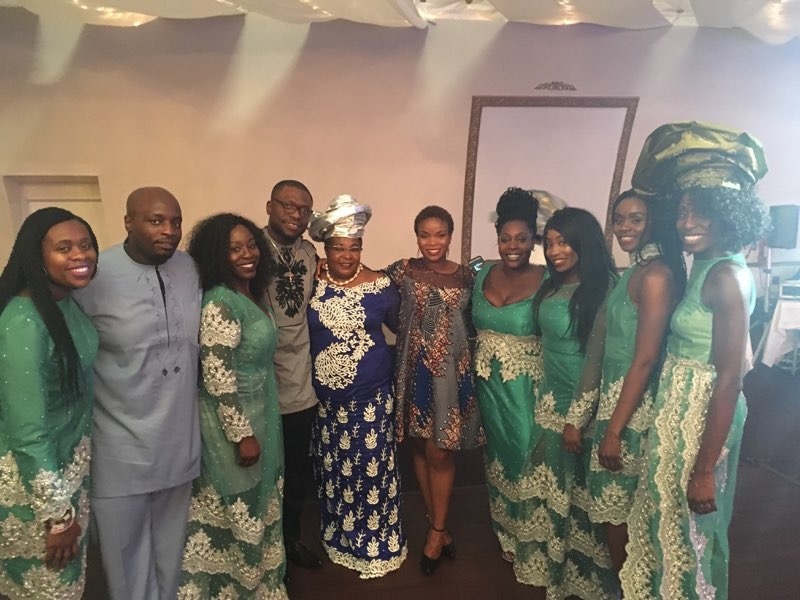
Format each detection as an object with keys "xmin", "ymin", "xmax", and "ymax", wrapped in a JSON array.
[{"xmin": 2, "ymin": 0, "xmax": 800, "ymax": 44}]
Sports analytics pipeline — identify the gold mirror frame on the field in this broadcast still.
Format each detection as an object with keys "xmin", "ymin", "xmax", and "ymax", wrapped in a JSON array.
[{"xmin": 461, "ymin": 95, "xmax": 639, "ymax": 263}]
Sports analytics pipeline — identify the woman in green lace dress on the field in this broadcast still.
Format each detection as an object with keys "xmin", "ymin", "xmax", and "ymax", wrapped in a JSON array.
[
  {"xmin": 569, "ymin": 189, "xmax": 685, "ymax": 573},
  {"xmin": 179, "ymin": 214, "xmax": 288, "ymax": 600},
  {"xmin": 0, "ymin": 208, "xmax": 99, "ymax": 598},
  {"xmin": 529, "ymin": 207, "xmax": 618, "ymax": 599},
  {"xmin": 620, "ymin": 122, "xmax": 770, "ymax": 600},
  {"xmin": 471, "ymin": 188, "xmax": 546, "ymax": 577}
]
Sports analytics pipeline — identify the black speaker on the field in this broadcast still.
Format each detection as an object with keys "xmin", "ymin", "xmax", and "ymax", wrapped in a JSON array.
[{"xmin": 768, "ymin": 204, "xmax": 799, "ymax": 249}]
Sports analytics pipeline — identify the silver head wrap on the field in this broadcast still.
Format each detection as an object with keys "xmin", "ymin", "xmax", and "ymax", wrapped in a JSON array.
[{"xmin": 308, "ymin": 194, "xmax": 372, "ymax": 242}]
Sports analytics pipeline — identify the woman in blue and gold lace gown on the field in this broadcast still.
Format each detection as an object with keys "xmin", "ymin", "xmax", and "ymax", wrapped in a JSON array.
[
  {"xmin": 307, "ymin": 195, "xmax": 407, "ymax": 579},
  {"xmin": 0, "ymin": 208, "xmax": 99, "ymax": 598},
  {"xmin": 179, "ymin": 214, "xmax": 287, "ymax": 599}
]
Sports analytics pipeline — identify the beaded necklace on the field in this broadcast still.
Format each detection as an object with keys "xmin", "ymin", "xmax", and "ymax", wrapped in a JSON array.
[{"xmin": 325, "ymin": 263, "xmax": 363, "ymax": 286}]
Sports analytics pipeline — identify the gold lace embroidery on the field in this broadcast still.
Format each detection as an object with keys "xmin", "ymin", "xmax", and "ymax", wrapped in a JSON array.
[
  {"xmin": 202, "ymin": 352, "xmax": 238, "ymax": 397},
  {"xmin": 0, "ymin": 562, "xmax": 86, "ymax": 600},
  {"xmin": 188, "ymin": 484, "xmax": 281, "ymax": 546},
  {"xmin": 488, "ymin": 496, "xmax": 558, "ymax": 549},
  {"xmin": 178, "ymin": 580, "xmax": 288, "ymax": 600},
  {"xmin": 621, "ymin": 353, "xmax": 728, "ymax": 600},
  {"xmin": 0, "ymin": 487, "xmax": 89, "ymax": 597},
  {"xmin": 474, "ymin": 331, "xmax": 542, "ymax": 382},
  {"xmin": 310, "ymin": 279, "xmax": 389, "ymax": 390},
  {"xmin": 0, "ymin": 451, "xmax": 28, "ymax": 507},
  {"xmin": 0, "ymin": 489, "xmax": 90, "ymax": 561},
  {"xmin": 485, "ymin": 457, "xmax": 570, "ymax": 517},
  {"xmin": 596, "ymin": 376, "xmax": 654, "ymax": 433},
  {"xmin": 534, "ymin": 391, "xmax": 565, "ymax": 433},
  {"xmin": 653, "ymin": 356, "xmax": 715, "ymax": 599},
  {"xmin": 564, "ymin": 519, "xmax": 612, "ymax": 568},
  {"xmin": 562, "ymin": 559, "xmax": 618, "ymax": 600},
  {"xmin": 565, "ymin": 387, "xmax": 599, "ymax": 429},
  {"xmin": 587, "ymin": 479, "xmax": 635, "ymax": 526},
  {"xmin": 29, "ymin": 436, "xmax": 91, "ymax": 521},
  {"xmin": 322, "ymin": 539, "xmax": 407, "ymax": 580},
  {"xmin": 181, "ymin": 529, "xmax": 285, "ymax": 590},
  {"xmin": 512, "ymin": 547, "xmax": 553, "ymax": 588},
  {"xmin": 201, "ymin": 302, "xmax": 241, "ymax": 349},
  {"xmin": 216, "ymin": 403, "xmax": 254, "ymax": 442}
]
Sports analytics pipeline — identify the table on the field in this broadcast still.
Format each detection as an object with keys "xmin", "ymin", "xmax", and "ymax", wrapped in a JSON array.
[{"xmin": 761, "ymin": 298, "xmax": 800, "ymax": 373}]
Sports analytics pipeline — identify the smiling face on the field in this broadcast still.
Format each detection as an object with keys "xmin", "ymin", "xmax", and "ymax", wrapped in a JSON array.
[
  {"xmin": 228, "ymin": 224, "xmax": 260, "ymax": 286},
  {"xmin": 416, "ymin": 217, "xmax": 452, "ymax": 264},
  {"xmin": 498, "ymin": 220, "xmax": 535, "ymax": 270},
  {"xmin": 124, "ymin": 191, "xmax": 182, "ymax": 265},
  {"xmin": 42, "ymin": 219, "xmax": 98, "ymax": 300},
  {"xmin": 266, "ymin": 185, "xmax": 313, "ymax": 245},
  {"xmin": 544, "ymin": 227, "xmax": 579, "ymax": 283},
  {"xmin": 676, "ymin": 194, "xmax": 720, "ymax": 258},
  {"xmin": 325, "ymin": 236, "xmax": 362, "ymax": 281},
  {"xmin": 613, "ymin": 195, "xmax": 650, "ymax": 253}
]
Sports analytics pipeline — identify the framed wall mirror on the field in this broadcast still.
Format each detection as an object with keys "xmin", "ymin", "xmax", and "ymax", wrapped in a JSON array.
[{"xmin": 461, "ymin": 95, "xmax": 639, "ymax": 264}]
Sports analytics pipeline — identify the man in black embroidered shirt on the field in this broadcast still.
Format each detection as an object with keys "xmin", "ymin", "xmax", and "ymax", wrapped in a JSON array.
[{"xmin": 262, "ymin": 179, "xmax": 323, "ymax": 572}]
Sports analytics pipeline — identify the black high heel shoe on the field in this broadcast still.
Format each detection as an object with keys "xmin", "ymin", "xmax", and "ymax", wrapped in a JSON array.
[{"xmin": 420, "ymin": 526, "xmax": 456, "ymax": 575}]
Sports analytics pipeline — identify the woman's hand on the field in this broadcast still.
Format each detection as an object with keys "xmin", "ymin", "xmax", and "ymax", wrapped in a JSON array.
[
  {"xmin": 687, "ymin": 471, "xmax": 717, "ymax": 514},
  {"xmin": 238, "ymin": 436, "xmax": 261, "ymax": 467},
  {"xmin": 562, "ymin": 424, "xmax": 582, "ymax": 454},
  {"xmin": 597, "ymin": 430, "xmax": 623, "ymax": 472},
  {"xmin": 45, "ymin": 520, "xmax": 81, "ymax": 569}
]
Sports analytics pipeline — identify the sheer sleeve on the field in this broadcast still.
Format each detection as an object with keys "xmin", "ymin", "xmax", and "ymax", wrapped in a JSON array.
[
  {"xmin": 565, "ymin": 301, "xmax": 608, "ymax": 429},
  {"xmin": 382, "ymin": 259, "xmax": 408, "ymax": 287},
  {"xmin": 0, "ymin": 317, "xmax": 85, "ymax": 522},
  {"xmin": 199, "ymin": 300, "xmax": 254, "ymax": 443},
  {"xmin": 383, "ymin": 280, "xmax": 401, "ymax": 333}
]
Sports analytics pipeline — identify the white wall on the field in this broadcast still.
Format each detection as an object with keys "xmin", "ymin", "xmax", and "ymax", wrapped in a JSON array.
[{"xmin": 1, "ymin": 8, "xmax": 799, "ymax": 283}]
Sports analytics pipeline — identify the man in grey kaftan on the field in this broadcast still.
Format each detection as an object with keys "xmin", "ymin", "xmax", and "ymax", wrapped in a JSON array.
[{"xmin": 74, "ymin": 187, "xmax": 201, "ymax": 600}]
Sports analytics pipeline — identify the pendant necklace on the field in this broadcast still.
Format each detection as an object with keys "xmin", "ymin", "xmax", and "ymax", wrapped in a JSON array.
[
  {"xmin": 325, "ymin": 263, "xmax": 363, "ymax": 286},
  {"xmin": 266, "ymin": 232, "xmax": 297, "ymax": 277}
]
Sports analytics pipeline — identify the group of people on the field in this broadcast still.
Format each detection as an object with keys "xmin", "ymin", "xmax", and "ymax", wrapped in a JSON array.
[
  {"xmin": 0, "ymin": 120, "xmax": 768, "ymax": 600},
  {"xmin": 471, "ymin": 121, "xmax": 768, "ymax": 600}
]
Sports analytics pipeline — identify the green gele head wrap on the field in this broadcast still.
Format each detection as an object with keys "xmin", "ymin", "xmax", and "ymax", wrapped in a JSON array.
[{"xmin": 631, "ymin": 121, "xmax": 768, "ymax": 196}]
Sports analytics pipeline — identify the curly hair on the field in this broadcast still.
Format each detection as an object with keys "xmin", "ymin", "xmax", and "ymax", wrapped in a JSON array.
[
  {"xmin": 533, "ymin": 207, "xmax": 617, "ymax": 351},
  {"xmin": 414, "ymin": 205, "xmax": 454, "ymax": 235},
  {"xmin": 613, "ymin": 190, "xmax": 686, "ymax": 294},
  {"xmin": 0, "ymin": 207, "xmax": 99, "ymax": 394},
  {"xmin": 495, "ymin": 187, "xmax": 539, "ymax": 236},
  {"xmin": 677, "ymin": 186, "xmax": 770, "ymax": 252},
  {"xmin": 187, "ymin": 213, "xmax": 276, "ymax": 298}
]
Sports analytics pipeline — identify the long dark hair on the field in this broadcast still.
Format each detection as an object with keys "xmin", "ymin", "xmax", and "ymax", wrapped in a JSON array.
[
  {"xmin": 0, "ymin": 207, "xmax": 99, "ymax": 394},
  {"xmin": 533, "ymin": 207, "xmax": 617, "ymax": 351},
  {"xmin": 187, "ymin": 213, "xmax": 276, "ymax": 298},
  {"xmin": 613, "ymin": 189, "xmax": 686, "ymax": 295}
]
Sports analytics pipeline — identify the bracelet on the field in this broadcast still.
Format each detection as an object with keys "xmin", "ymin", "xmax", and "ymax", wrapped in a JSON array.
[{"xmin": 48, "ymin": 507, "xmax": 74, "ymax": 534}]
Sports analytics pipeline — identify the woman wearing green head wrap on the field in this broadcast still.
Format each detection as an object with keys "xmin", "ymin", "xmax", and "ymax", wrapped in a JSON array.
[{"xmin": 619, "ymin": 122, "xmax": 769, "ymax": 600}]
